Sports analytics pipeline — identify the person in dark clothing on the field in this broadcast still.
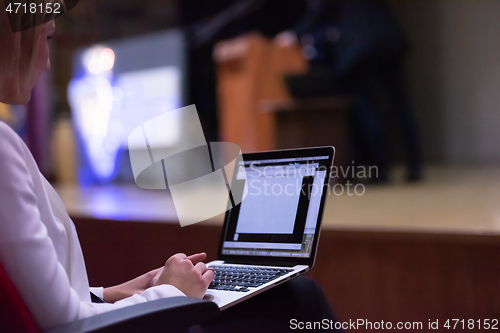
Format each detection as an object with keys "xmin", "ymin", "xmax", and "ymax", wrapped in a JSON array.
[
  {"xmin": 280, "ymin": 0, "xmax": 423, "ymax": 182},
  {"xmin": 197, "ymin": 275, "xmax": 343, "ymax": 333}
]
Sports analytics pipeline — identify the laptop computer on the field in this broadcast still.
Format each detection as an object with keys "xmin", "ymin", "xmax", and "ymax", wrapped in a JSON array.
[{"xmin": 205, "ymin": 146, "xmax": 335, "ymax": 309}]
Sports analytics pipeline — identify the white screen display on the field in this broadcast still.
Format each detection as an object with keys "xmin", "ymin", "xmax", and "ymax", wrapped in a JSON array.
[{"xmin": 235, "ymin": 176, "xmax": 302, "ymax": 234}]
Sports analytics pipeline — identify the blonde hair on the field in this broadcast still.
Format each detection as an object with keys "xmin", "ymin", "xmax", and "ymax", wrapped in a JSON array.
[{"xmin": 0, "ymin": 1, "xmax": 58, "ymax": 94}]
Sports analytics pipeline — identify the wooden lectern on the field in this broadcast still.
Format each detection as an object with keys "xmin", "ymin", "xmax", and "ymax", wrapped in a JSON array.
[{"xmin": 214, "ymin": 33, "xmax": 308, "ymax": 152}]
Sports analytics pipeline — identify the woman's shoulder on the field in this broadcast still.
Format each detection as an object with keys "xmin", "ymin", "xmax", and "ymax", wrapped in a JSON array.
[
  {"xmin": 0, "ymin": 121, "xmax": 24, "ymax": 152},
  {"xmin": 0, "ymin": 121, "xmax": 33, "ymax": 174}
]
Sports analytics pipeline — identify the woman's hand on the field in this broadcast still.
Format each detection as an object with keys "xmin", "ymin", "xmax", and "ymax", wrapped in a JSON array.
[
  {"xmin": 151, "ymin": 252, "xmax": 214, "ymax": 299},
  {"xmin": 102, "ymin": 252, "xmax": 213, "ymax": 302},
  {"xmin": 103, "ymin": 267, "xmax": 162, "ymax": 303}
]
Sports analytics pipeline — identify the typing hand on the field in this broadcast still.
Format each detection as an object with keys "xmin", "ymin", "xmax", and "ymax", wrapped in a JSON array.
[{"xmin": 151, "ymin": 252, "xmax": 214, "ymax": 299}]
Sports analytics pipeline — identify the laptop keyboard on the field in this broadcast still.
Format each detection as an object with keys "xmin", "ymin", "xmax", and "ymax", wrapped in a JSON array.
[{"xmin": 208, "ymin": 266, "xmax": 293, "ymax": 292}]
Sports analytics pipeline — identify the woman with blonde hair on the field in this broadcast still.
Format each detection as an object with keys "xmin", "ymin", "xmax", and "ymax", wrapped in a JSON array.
[
  {"xmin": 0, "ymin": 1, "xmax": 215, "ymax": 331},
  {"xmin": 1, "ymin": 2, "xmax": 342, "ymax": 332}
]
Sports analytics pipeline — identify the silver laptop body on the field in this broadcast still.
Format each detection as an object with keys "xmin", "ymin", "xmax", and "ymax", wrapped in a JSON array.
[{"xmin": 205, "ymin": 146, "xmax": 335, "ymax": 309}]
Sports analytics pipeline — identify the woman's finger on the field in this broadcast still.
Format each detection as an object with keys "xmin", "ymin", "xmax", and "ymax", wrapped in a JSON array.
[
  {"xmin": 194, "ymin": 261, "xmax": 207, "ymax": 275},
  {"xmin": 202, "ymin": 268, "xmax": 215, "ymax": 285},
  {"xmin": 186, "ymin": 252, "xmax": 207, "ymax": 264}
]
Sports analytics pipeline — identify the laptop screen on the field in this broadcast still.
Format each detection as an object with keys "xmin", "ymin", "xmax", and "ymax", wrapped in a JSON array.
[{"xmin": 220, "ymin": 151, "xmax": 332, "ymax": 259}]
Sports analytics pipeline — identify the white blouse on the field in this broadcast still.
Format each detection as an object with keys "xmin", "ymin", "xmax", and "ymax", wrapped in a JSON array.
[{"xmin": 0, "ymin": 122, "xmax": 185, "ymax": 332}]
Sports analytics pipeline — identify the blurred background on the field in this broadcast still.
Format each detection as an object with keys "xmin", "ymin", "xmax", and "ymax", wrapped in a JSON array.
[
  {"xmin": 1, "ymin": 0, "xmax": 500, "ymax": 331},
  {"xmin": 4, "ymin": 0, "xmax": 500, "ymax": 183}
]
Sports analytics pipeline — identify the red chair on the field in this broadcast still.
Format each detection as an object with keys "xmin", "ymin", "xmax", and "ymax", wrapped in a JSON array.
[
  {"xmin": 0, "ymin": 260, "xmax": 38, "ymax": 332},
  {"xmin": 0, "ymin": 261, "xmax": 219, "ymax": 333}
]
